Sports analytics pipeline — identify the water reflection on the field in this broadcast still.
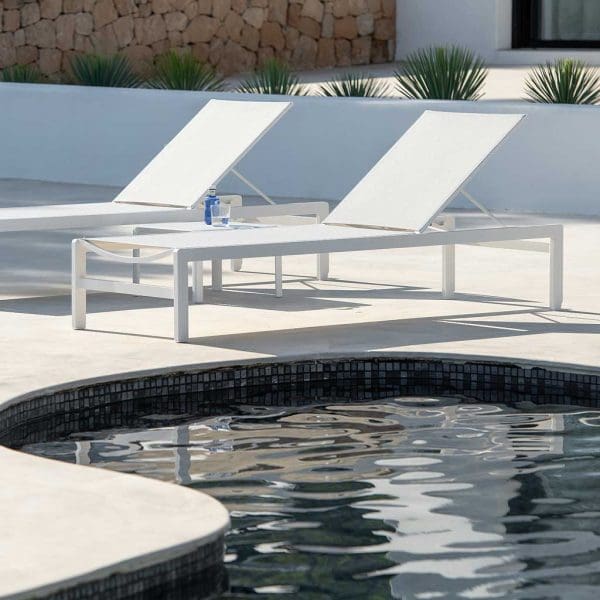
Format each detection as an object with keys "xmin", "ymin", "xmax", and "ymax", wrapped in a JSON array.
[{"xmin": 22, "ymin": 399, "xmax": 600, "ymax": 599}]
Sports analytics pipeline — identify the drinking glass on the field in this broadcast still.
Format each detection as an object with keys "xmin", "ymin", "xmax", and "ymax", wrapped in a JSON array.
[{"xmin": 210, "ymin": 203, "xmax": 231, "ymax": 227}]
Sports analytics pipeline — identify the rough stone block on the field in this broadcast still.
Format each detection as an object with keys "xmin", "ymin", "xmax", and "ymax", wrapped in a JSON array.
[
  {"xmin": 13, "ymin": 29, "xmax": 26, "ymax": 46},
  {"xmin": 223, "ymin": 11, "xmax": 243, "ymax": 42},
  {"xmin": 74, "ymin": 12, "xmax": 93, "ymax": 35},
  {"xmin": 197, "ymin": 0, "xmax": 212, "ymax": 15},
  {"xmin": 184, "ymin": 14, "xmax": 218, "ymax": 43},
  {"xmin": 91, "ymin": 23, "xmax": 118, "ymax": 53},
  {"xmin": 240, "ymin": 22, "xmax": 258, "ymax": 50},
  {"xmin": 301, "ymin": 0, "xmax": 323, "ymax": 22},
  {"xmin": 218, "ymin": 38, "xmax": 255, "ymax": 74},
  {"xmin": 93, "ymin": 0, "xmax": 118, "ymax": 29},
  {"xmin": 334, "ymin": 37, "xmax": 350, "ymax": 65},
  {"xmin": 334, "ymin": 15, "xmax": 357, "ymax": 39},
  {"xmin": 373, "ymin": 17, "xmax": 393, "ymax": 40},
  {"xmin": 25, "ymin": 19, "xmax": 56, "ymax": 48},
  {"xmin": 268, "ymin": 0, "xmax": 286, "ymax": 26},
  {"xmin": 381, "ymin": 0, "xmax": 394, "ymax": 18},
  {"xmin": 298, "ymin": 16, "xmax": 319, "ymax": 39},
  {"xmin": 165, "ymin": 11, "xmax": 187, "ymax": 31},
  {"xmin": 114, "ymin": 0, "xmax": 135, "ymax": 16},
  {"xmin": 316, "ymin": 36, "xmax": 334, "ymax": 67},
  {"xmin": 231, "ymin": 0, "xmax": 246, "ymax": 14},
  {"xmin": 351, "ymin": 35, "xmax": 369, "ymax": 63},
  {"xmin": 151, "ymin": 0, "xmax": 170, "ymax": 14},
  {"xmin": 291, "ymin": 33, "xmax": 315, "ymax": 68},
  {"xmin": 40, "ymin": 0, "xmax": 62, "ymax": 20},
  {"xmin": 113, "ymin": 14, "xmax": 134, "ymax": 46},
  {"xmin": 356, "ymin": 12, "xmax": 372, "ymax": 35},
  {"xmin": 63, "ymin": 0, "xmax": 83, "ymax": 13},
  {"xmin": 0, "ymin": 46, "xmax": 17, "ymax": 69},
  {"xmin": 140, "ymin": 13, "xmax": 166, "ymax": 44},
  {"xmin": 332, "ymin": 0, "xmax": 348, "ymax": 18},
  {"xmin": 56, "ymin": 13, "xmax": 76, "ymax": 49},
  {"xmin": 39, "ymin": 47, "xmax": 61, "ymax": 73},
  {"xmin": 321, "ymin": 12, "xmax": 333, "ymax": 37},
  {"xmin": 121, "ymin": 43, "xmax": 153, "ymax": 63},
  {"xmin": 21, "ymin": 2, "xmax": 41, "ymax": 27},
  {"xmin": 3, "ymin": 10, "xmax": 21, "ymax": 32},
  {"xmin": 242, "ymin": 6, "xmax": 264, "ymax": 29},
  {"xmin": 285, "ymin": 25, "xmax": 298, "ymax": 50},
  {"xmin": 349, "ymin": 0, "xmax": 366, "ymax": 16},
  {"xmin": 16, "ymin": 44, "xmax": 38, "ymax": 63},
  {"xmin": 213, "ymin": 0, "xmax": 231, "ymax": 21},
  {"xmin": 287, "ymin": 2, "xmax": 300, "ymax": 27},
  {"xmin": 191, "ymin": 41, "xmax": 209, "ymax": 61},
  {"xmin": 260, "ymin": 21, "xmax": 284, "ymax": 50}
]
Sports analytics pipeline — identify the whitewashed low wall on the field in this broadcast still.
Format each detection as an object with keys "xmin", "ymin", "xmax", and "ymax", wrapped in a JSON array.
[{"xmin": 0, "ymin": 82, "xmax": 599, "ymax": 216}]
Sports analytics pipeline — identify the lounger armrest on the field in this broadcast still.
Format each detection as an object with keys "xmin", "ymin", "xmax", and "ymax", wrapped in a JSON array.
[{"xmin": 230, "ymin": 201, "xmax": 330, "ymax": 221}]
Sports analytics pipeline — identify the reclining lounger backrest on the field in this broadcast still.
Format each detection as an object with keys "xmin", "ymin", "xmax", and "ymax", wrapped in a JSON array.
[
  {"xmin": 112, "ymin": 99, "xmax": 291, "ymax": 210},
  {"xmin": 324, "ymin": 110, "xmax": 524, "ymax": 233}
]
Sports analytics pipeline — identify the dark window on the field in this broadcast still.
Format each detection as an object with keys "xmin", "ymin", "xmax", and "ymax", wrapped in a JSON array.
[{"xmin": 513, "ymin": 0, "xmax": 600, "ymax": 48}]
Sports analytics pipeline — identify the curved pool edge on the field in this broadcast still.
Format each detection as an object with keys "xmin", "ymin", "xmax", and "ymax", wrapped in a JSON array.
[
  {"xmin": 0, "ymin": 443, "xmax": 230, "ymax": 600},
  {"xmin": 2, "ymin": 351, "xmax": 599, "ymax": 600}
]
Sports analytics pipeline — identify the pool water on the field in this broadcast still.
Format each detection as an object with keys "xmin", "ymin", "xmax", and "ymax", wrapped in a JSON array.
[{"xmin": 23, "ymin": 398, "xmax": 600, "ymax": 599}]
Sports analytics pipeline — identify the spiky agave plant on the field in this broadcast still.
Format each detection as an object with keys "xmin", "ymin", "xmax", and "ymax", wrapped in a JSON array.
[
  {"xmin": 237, "ymin": 59, "xmax": 305, "ymax": 95},
  {"xmin": 148, "ymin": 51, "xmax": 225, "ymax": 91},
  {"xmin": 69, "ymin": 53, "xmax": 142, "ymax": 88},
  {"xmin": 524, "ymin": 58, "xmax": 600, "ymax": 104},
  {"xmin": 395, "ymin": 45, "xmax": 488, "ymax": 101},
  {"xmin": 319, "ymin": 72, "xmax": 389, "ymax": 98},
  {"xmin": 1, "ymin": 64, "xmax": 44, "ymax": 83}
]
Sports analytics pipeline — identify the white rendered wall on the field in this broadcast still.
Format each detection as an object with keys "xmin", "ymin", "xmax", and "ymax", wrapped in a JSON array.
[
  {"xmin": 395, "ymin": 0, "xmax": 600, "ymax": 65},
  {"xmin": 0, "ymin": 83, "xmax": 599, "ymax": 217}
]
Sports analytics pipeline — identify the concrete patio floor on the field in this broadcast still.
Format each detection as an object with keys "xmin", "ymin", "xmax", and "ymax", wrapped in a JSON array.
[{"xmin": 0, "ymin": 180, "xmax": 598, "ymax": 407}]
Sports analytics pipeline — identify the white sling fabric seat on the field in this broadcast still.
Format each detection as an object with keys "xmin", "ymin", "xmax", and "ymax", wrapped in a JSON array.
[{"xmin": 73, "ymin": 110, "xmax": 565, "ymax": 342}]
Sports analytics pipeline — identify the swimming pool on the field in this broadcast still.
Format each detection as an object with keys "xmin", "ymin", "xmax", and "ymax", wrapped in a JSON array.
[{"xmin": 23, "ymin": 396, "xmax": 600, "ymax": 599}]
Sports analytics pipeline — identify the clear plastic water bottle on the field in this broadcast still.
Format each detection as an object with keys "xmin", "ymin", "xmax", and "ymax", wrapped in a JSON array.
[{"xmin": 204, "ymin": 187, "xmax": 220, "ymax": 225}]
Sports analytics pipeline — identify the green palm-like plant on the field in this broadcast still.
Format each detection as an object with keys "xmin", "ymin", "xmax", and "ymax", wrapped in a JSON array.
[
  {"xmin": 237, "ymin": 59, "xmax": 305, "ymax": 95},
  {"xmin": 524, "ymin": 58, "xmax": 600, "ymax": 104},
  {"xmin": 148, "ymin": 51, "xmax": 225, "ymax": 91},
  {"xmin": 319, "ymin": 72, "xmax": 389, "ymax": 98},
  {"xmin": 395, "ymin": 45, "xmax": 488, "ymax": 101},
  {"xmin": 69, "ymin": 53, "xmax": 142, "ymax": 88},
  {"xmin": 1, "ymin": 64, "xmax": 44, "ymax": 83}
]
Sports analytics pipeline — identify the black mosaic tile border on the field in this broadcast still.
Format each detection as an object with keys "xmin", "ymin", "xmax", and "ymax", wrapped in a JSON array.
[
  {"xmin": 1, "ymin": 355, "xmax": 599, "ymax": 600},
  {"xmin": 42, "ymin": 537, "xmax": 226, "ymax": 600},
  {"xmin": 2, "ymin": 357, "xmax": 599, "ymax": 450}
]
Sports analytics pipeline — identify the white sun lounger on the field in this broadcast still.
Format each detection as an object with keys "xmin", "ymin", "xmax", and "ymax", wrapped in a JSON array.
[
  {"xmin": 0, "ymin": 100, "xmax": 294, "ymax": 231},
  {"xmin": 1, "ymin": 98, "xmax": 330, "ymax": 278},
  {"xmin": 73, "ymin": 110, "xmax": 564, "ymax": 342}
]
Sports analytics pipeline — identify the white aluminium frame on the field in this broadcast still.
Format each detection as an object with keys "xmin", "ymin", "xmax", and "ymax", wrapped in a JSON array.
[{"xmin": 72, "ymin": 222, "xmax": 564, "ymax": 343}]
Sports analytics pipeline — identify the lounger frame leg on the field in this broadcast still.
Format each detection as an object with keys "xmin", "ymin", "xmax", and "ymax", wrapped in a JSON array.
[
  {"xmin": 211, "ymin": 259, "xmax": 223, "ymax": 291},
  {"xmin": 442, "ymin": 245, "xmax": 456, "ymax": 298},
  {"xmin": 316, "ymin": 213, "xmax": 329, "ymax": 280},
  {"xmin": 275, "ymin": 256, "xmax": 283, "ymax": 297},
  {"xmin": 441, "ymin": 216, "xmax": 456, "ymax": 299},
  {"xmin": 231, "ymin": 258, "xmax": 243, "ymax": 272},
  {"xmin": 174, "ymin": 251, "xmax": 189, "ymax": 343},
  {"xmin": 132, "ymin": 227, "xmax": 140, "ymax": 284},
  {"xmin": 72, "ymin": 240, "xmax": 87, "ymax": 330},
  {"xmin": 192, "ymin": 261, "xmax": 204, "ymax": 303},
  {"xmin": 549, "ymin": 229, "xmax": 563, "ymax": 310}
]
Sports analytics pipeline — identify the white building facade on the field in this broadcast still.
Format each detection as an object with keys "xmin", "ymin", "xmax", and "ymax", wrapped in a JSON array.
[{"xmin": 396, "ymin": 0, "xmax": 600, "ymax": 65}]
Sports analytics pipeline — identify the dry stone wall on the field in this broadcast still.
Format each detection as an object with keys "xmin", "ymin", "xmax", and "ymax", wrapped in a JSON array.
[{"xmin": 0, "ymin": 0, "xmax": 396, "ymax": 77}]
